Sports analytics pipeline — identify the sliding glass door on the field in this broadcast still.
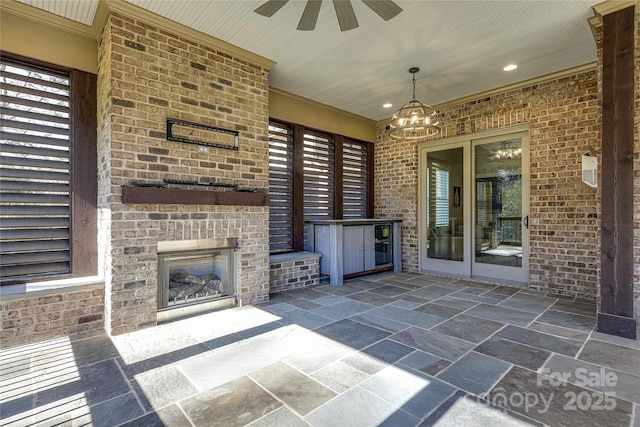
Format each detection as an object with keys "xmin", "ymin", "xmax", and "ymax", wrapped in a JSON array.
[
  {"xmin": 419, "ymin": 127, "xmax": 529, "ymax": 285},
  {"xmin": 422, "ymin": 145, "xmax": 470, "ymax": 274},
  {"xmin": 471, "ymin": 133, "xmax": 529, "ymax": 284}
]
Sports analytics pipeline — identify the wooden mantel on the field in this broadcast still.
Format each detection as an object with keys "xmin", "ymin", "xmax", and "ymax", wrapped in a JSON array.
[{"xmin": 121, "ymin": 186, "xmax": 270, "ymax": 207}]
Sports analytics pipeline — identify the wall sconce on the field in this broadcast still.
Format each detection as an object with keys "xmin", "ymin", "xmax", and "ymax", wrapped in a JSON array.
[{"xmin": 582, "ymin": 152, "xmax": 597, "ymax": 188}]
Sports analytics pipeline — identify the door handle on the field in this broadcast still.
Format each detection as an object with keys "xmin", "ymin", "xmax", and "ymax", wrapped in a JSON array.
[{"xmin": 524, "ymin": 215, "xmax": 529, "ymax": 229}]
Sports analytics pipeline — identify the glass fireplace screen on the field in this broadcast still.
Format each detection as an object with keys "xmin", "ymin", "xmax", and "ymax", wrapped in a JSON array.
[{"xmin": 158, "ymin": 248, "xmax": 234, "ymax": 310}]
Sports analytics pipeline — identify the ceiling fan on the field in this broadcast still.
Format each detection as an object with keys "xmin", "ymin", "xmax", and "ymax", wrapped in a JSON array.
[{"xmin": 254, "ymin": 0, "xmax": 403, "ymax": 31}]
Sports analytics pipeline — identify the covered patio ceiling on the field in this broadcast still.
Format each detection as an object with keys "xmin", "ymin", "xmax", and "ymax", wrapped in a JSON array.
[{"xmin": 15, "ymin": 0, "xmax": 598, "ymax": 120}]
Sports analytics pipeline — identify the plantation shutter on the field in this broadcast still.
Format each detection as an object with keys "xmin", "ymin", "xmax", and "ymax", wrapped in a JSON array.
[
  {"xmin": 268, "ymin": 122, "xmax": 294, "ymax": 253},
  {"xmin": 0, "ymin": 58, "xmax": 71, "ymax": 280},
  {"xmin": 435, "ymin": 167, "xmax": 450, "ymax": 227},
  {"xmin": 342, "ymin": 139, "xmax": 368, "ymax": 218}
]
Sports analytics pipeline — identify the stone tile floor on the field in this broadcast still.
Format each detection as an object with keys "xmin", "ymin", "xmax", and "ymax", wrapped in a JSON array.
[{"xmin": 2, "ymin": 272, "xmax": 639, "ymax": 426}]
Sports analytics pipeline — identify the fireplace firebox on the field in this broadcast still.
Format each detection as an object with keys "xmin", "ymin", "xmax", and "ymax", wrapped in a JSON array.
[{"xmin": 157, "ymin": 238, "xmax": 237, "ymax": 322}]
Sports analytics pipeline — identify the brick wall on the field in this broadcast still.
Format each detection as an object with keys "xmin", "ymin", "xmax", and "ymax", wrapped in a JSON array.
[
  {"xmin": 0, "ymin": 285, "xmax": 104, "ymax": 348},
  {"xmin": 528, "ymin": 73, "xmax": 599, "ymax": 298},
  {"xmin": 97, "ymin": 12, "xmax": 270, "ymax": 335},
  {"xmin": 374, "ymin": 126, "xmax": 420, "ymax": 271},
  {"xmin": 269, "ymin": 253, "xmax": 321, "ymax": 293},
  {"xmin": 375, "ymin": 70, "xmax": 600, "ymax": 298}
]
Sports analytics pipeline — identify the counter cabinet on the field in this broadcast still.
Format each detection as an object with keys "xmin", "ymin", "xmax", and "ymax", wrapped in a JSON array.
[{"xmin": 306, "ymin": 219, "xmax": 402, "ymax": 285}]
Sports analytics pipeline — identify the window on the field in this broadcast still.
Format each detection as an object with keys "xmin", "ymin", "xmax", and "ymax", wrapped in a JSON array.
[
  {"xmin": 435, "ymin": 167, "xmax": 449, "ymax": 227},
  {"xmin": 476, "ymin": 181, "xmax": 489, "ymax": 225},
  {"xmin": 0, "ymin": 55, "xmax": 97, "ymax": 285},
  {"xmin": 268, "ymin": 120, "xmax": 373, "ymax": 253}
]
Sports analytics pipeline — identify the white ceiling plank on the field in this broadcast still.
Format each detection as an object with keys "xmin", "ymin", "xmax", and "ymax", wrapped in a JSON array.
[{"xmin": 17, "ymin": 0, "xmax": 98, "ymax": 25}]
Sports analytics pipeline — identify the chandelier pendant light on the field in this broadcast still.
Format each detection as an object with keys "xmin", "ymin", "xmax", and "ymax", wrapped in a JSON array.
[
  {"xmin": 492, "ymin": 142, "xmax": 522, "ymax": 160},
  {"xmin": 388, "ymin": 67, "xmax": 441, "ymax": 140}
]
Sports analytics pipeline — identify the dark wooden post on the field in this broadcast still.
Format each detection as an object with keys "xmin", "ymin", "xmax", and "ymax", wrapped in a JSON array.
[
  {"xmin": 71, "ymin": 69, "xmax": 98, "ymax": 278},
  {"xmin": 334, "ymin": 135, "xmax": 344, "ymax": 220},
  {"xmin": 598, "ymin": 5, "xmax": 636, "ymax": 339},
  {"xmin": 367, "ymin": 142, "xmax": 375, "ymax": 219},
  {"xmin": 292, "ymin": 124, "xmax": 305, "ymax": 251}
]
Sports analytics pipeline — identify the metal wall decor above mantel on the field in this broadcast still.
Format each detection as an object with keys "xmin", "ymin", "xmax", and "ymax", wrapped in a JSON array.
[{"xmin": 166, "ymin": 118, "xmax": 239, "ymax": 150}]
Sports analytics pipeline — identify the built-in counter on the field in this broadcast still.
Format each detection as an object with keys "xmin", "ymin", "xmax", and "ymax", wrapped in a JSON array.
[{"xmin": 306, "ymin": 219, "xmax": 402, "ymax": 285}]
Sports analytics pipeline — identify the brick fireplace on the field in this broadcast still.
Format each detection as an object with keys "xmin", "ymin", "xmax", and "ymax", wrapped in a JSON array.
[{"xmin": 96, "ymin": 11, "xmax": 273, "ymax": 335}]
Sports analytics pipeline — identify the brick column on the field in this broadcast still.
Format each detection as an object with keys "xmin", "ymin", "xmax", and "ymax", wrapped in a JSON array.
[{"xmin": 96, "ymin": 11, "xmax": 272, "ymax": 335}]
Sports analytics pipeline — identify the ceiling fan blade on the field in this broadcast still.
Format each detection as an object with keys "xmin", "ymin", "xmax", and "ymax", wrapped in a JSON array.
[
  {"xmin": 333, "ymin": 0, "xmax": 358, "ymax": 31},
  {"xmin": 361, "ymin": 0, "xmax": 402, "ymax": 21},
  {"xmin": 254, "ymin": 0, "xmax": 290, "ymax": 17},
  {"xmin": 298, "ymin": 0, "xmax": 323, "ymax": 30}
]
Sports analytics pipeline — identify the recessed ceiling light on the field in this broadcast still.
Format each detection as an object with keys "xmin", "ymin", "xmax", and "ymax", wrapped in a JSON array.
[
  {"xmin": 383, "ymin": 103, "xmax": 393, "ymax": 108},
  {"xmin": 503, "ymin": 64, "xmax": 518, "ymax": 71}
]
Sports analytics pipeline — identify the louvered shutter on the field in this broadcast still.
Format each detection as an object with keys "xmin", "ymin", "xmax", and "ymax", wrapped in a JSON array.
[
  {"xmin": 1, "ymin": 58, "xmax": 71, "ymax": 281},
  {"xmin": 303, "ymin": 130, "xmax": 334, "ymax": 221},
  {"xmin": 267, "ymin": 121, "xmax": 372, "ymax": 254},
  {"xmin": 268, "ymin": 122, "xmax": 294, "ymax": 253},
  {"xmin": 343, "ymin": 139, "xmax": 368, "ymax": 218}
]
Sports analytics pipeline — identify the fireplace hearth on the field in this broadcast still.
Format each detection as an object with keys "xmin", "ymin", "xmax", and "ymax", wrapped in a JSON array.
[{"xmin": 157, "ymin": 238, "xmax": 237, "ymax": 322}]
